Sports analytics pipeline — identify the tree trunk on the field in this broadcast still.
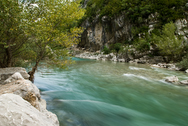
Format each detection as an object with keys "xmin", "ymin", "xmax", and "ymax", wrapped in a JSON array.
[
  {"xmin": 28, "ymin": 45, "xmax": 46, "ymax": 82},
  {"xmin": 0, "ymin": 61, "xmax": 6, "ymax": 68},
  {"xmin": 28, "ymin": 50, "xmax": 45, "ymax": 82},
  {"xmin": 6, "ymin": 46, "xmax": 12, "ymax": 67},
  {"xmin": 28, "ymin": 60, "xmax": 40, "ymax": 83}
]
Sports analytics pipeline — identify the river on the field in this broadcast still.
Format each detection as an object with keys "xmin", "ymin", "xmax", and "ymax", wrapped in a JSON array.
[{"xmin": 34, "ymin": 58, "xmax": 188, "ymax": 126}]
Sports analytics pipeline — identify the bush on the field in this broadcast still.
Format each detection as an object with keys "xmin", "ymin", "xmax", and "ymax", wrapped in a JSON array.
[
  {"xmin": 177, "ymin": 55, "xmax": 188, "ymax": 70},
  {"xmin": 113, "ymin": 43, "xmax": 122, "ymax": 53},
  {"xmin": 152, "ymin": 22, "xmax": 184, "ymax": 60},
  {"xmin": 103, "ymin": 46, "xmax": 111, "ymax": 54},
  {"xmin": 136, "ymin": 38, "xmax": 150, "ymax": 52},
  {"xmin": 13, "ymin": 58, "xmax": 28, "ymax": 67}
]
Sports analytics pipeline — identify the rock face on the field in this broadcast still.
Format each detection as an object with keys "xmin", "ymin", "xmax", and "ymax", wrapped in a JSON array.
[
  {"xmin": 79, "ymin": 12, "xmax": 133, "ymax": 52},
  {"xmin": 0, "ymin": 67, "xmax": 59, "ymax": 126},
  {"xmin": 175, "ymin": 19, "xmax": 188, "ymax": 43},
  {"xmin": 0, "ymin": 94, "xmax": 59, "ymax": 126}
]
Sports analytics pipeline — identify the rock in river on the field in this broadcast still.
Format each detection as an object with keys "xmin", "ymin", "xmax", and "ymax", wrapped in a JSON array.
[
  {"xmin": 165, "ymin": 76, "xmax": 179, "ymax": 83},
  {"xmin": 180, "ymin": 80, "xmax": 188, "ymax": 85}
]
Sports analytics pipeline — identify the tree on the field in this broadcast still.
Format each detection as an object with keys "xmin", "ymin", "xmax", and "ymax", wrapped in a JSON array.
[
  {"xmin": 25, "ymin": 0, "xmax": 85, "ymax": 82},
  {"xmin": 152, "ymin": 22, "xmax": 185, "ymax": 61},
  {"xmin": 0, "ymin": 0, "xmax": 29, "ymax": 67}
]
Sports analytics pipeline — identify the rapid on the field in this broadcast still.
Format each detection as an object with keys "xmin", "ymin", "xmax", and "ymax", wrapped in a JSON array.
[{"xmin": 34, "ymin": 58, "xmax": 188, "ymax": 126}]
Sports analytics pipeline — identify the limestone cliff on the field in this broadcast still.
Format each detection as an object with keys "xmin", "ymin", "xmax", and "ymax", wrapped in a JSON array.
[{"xmin": 79, "ymin": 12, "xmax": 133, "ymax": 52}]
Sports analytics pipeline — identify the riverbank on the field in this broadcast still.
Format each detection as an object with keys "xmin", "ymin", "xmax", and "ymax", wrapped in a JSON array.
[
  {"xmin": 73, "ymin": 49, "xmax": 186, "ymax": 71},
  {"xmin": 0, "ymin": 67, "xmax": 59, "ymax": 126},
  {"xmin": 74, "ymin": 51, "xmax": 188, "ymax": 85}
]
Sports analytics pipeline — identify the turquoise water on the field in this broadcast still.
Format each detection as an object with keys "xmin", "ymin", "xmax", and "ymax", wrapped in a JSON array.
[{"xmin": 34, "ymin": 58, "xmax": 188, "ymax": 126}]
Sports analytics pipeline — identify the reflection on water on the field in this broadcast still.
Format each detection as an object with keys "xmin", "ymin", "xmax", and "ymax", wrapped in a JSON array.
[{"xmin": 34, "ymin": 58, "xmax": 188, "ymax": 126}]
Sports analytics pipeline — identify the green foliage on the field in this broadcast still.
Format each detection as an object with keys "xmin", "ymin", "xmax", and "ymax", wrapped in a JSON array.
[
  {"xmin": 102, "ymin": 46, "xmax": 111, "ymax": 54},
  {"xmin": 136, "ymin": 38, "xmax": 150, "ymax": 52},
  {"xmin": 152, "ymin": 22, "xmax": 184, "ymax": 60},
  {"xmin": 0, "ymin": 0, "xmax": 85, "ymax": 80},
  {"xmin": 177, "ymin": 55, "xmax": 188, "ymax": 70},
  {"xmin": 83, "ymin": 0, "xmax": 187, "ymax": 29},
  {"xmin": 119, "ymin": 46, "xmax": 129, "ymax": 54},
  {"xmin": 13, "ymin": 58, "xmax": 28, "ymax": 68},
  {"xmin": 131, "ymin": 26, "xmax": 149, "ymax": 38},
  {"xmin": 0, "ymin": 0, "xmax": 28, "ymax": 67},
  {"xmin": 85, "ymin": 0, "xmax": 122, "ymax": 21},
  {"xmin": 111, "ymin": 43, "xmax": 122, "ymax": 53},
  {"xmin": 24, "ymin": 0, "xmax": 85, "ymax": 63},
  {"xmin": 152, "ymin": 0, "xmax": 186, "ymax": 24},
  {"xmin": 123, "ymin": 40, "xmax": 132, "ymax": 45}
]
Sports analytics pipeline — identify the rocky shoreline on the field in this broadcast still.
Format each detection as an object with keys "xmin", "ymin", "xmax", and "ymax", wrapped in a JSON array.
[
  {"xmin": 0, "ymin": 67, "xmax": 59, "ymax": 126},
  {"xmin": 74, "ymin": 50, "xmax": 188, "ymax": 85},
  {"xmin": 74, "ymin": 50, "xmax": 185, "ymax": 71},
  {"xmin": 75, "ymin": 51, "xmax": 188, "ymax": 85}
]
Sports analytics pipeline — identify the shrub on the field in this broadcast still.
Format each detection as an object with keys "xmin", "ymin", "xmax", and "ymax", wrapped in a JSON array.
[
  {"xmin": 113, "ymin": 43, "xmax": 122, "ymax": 53},
  {"xmin": 152, "ymin": 22, "xmax": 184, "ymax": 60},
  {"xmin": 177, "ymin": 55, "xmax": 188, "ymax": 70},
  {"xmin": 135, "ymin": 38, "xmax": 150, "ymax": 52},
  {"xmin": 103, "ymin": 46, "xmax": 111, "ymax": 54}
]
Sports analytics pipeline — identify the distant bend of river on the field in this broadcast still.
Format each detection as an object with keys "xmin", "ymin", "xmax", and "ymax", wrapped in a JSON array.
[{"xmin": 34, "ymin": 58, "xmax": 188, "ymax": 126}]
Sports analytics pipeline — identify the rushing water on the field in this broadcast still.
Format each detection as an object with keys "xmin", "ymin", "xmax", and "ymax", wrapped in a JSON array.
[{"xmin": 34, "ymin": 58, "xmax": 188, "ymax": 126}]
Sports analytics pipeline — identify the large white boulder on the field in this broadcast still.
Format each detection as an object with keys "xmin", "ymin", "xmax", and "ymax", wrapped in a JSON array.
[
  {"xmin": 1, "ymin": 72, "xmax": 46, "ymax": 112},
  {"xmin": 0, "ymin": 94, "xmax": 59, "ymax": 126},
  {"xmin": 0, "ymin": 77, "xmax": 42, "ymax": 110},
  {"xmin": 4, "ymin": 72, "xmax": 24, "ymax": 84},
  {"xmin": 0, "ymin": 67, "xmax": 29, "ymax": 82},
  {"xmin": 165, "ymin": 76, "xmax": 179, "ymax": 83}
]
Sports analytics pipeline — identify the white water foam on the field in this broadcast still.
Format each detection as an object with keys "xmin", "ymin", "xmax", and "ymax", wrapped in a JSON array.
[
  {"xmin": 151, "ymin": 67, "xmax": 172, "ymax": 76},
  {"xmin": 123, "ymin": 73, "xmax": 151, "ymax": 81},
  {"xmin": 158, "ymin": 79, "xmax": 181, "ymax": 88},
  {"xmin": 129, "ymin": 66, "xmax": 147, "ymax": 71}
]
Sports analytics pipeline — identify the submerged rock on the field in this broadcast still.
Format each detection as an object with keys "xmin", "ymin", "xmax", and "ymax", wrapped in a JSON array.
[
  {"xmin": 180, "ymin": 80, "xmax": 188, "ymax": 85},
  {"xmin": 165, "ymin": 76, "xmax": 179, "ymax": 83},
  {"xmin": 0, "ymin": 93, "xmax": 59, "ymax": 126}
]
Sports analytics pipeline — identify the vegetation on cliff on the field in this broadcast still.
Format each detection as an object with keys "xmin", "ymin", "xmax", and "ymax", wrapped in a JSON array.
[
  {"xmin": 83, "ymin": 0, "xmax": 186, "ymax": 26},
  {"xmin": 153, "ymin": 22, "xmax": 185, "ymax": 61},
  {"xmin": 81, "ymin": 0, "xmax": 188, "ymax": 69}
]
